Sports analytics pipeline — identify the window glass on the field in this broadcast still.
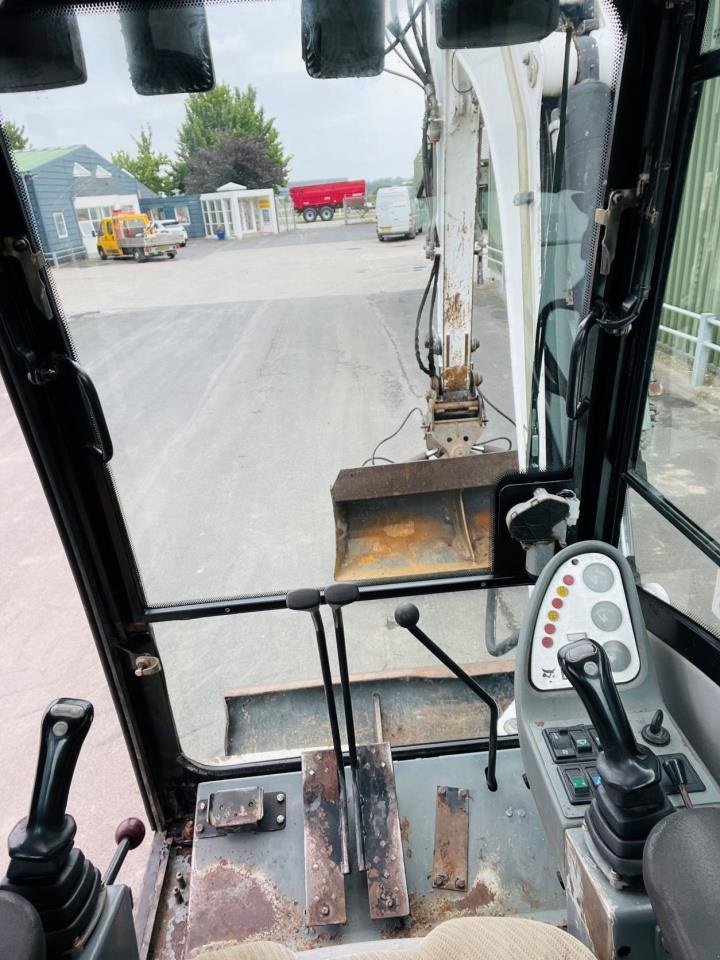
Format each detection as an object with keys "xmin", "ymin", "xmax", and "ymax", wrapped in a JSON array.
[
  {"xmin": 625, "ymin": 490, "xmax": 720, "ymax": 639},
  {"xmin": 53, "ymin": 212, "xmax": 68, "ymax": 238},
  {"xmin": 702, "ymin": 0, "xmax": 720, "ymax": 53},
  {"xmin": 1, "ymin": 1, "xmax": 620, "ymax": 604},
  {"xmin": 155, "ymin": 586, "xmax": 526, "ymax": 764},
  {"xmin": 638, "ymin": 77, "xmax": 720, "ymax": 543}
]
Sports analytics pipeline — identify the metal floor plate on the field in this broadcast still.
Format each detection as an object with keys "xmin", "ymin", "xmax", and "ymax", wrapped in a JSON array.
[{"xmin": 184, "ymin": 748, "xmax": 566, "ymax": 956}]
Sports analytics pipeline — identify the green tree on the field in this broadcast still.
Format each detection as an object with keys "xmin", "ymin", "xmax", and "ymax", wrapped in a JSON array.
[
  {"xmin": 186, "ymin": 135, "xmax": 288, "ymax": 193},
  {"xmin": 174, "ymin": 84, "xmax": 288, "ymax": 190},
  {"xmin": 111, "ymin": 125, "xmax": 174, "ymax": 195},
  {"xmin": 3, "ymin": 120, "xmax": 30, "ymax": 150}
]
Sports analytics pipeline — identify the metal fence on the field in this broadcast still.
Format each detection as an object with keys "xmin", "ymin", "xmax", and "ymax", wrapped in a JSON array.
[
  {"xmin": 275, "ymin": 196, "xmax": 297, "ymax": 233},
  {"xmin": 45, "ymin": 244, "xmax": 88, "ymax": 267},
  {"xmin": 658, "ymin": 303, "xmax": 720, "ymax": 386}
]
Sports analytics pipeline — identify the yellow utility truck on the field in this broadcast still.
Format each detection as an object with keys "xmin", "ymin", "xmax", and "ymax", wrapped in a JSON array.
[{"xmin": 96, "ymin": 212, "xmax": 178, "ymax": 262}]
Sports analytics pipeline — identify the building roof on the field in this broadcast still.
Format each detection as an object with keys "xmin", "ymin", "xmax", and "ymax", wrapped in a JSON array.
[{"xmin": 13, "ymin": 146, "xmax": 78, "ymax": 172}]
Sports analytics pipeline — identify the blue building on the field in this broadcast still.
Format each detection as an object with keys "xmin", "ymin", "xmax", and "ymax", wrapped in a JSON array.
[
  {"xmin": 139, "ymin": 194, "xmax": 204, "ymax": 238},
  {"xmin": 15, "ymin": 145, "xmax": 157, "ymax": 264}
]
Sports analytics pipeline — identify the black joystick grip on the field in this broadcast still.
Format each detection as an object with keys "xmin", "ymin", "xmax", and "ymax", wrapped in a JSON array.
[
  {"xmin": 558, "ymin": 640, "xmax": 637, "ymax": 766},
  {"xmin": 8, "ymin": 699, "xmax": 93, "ymax": 871}
]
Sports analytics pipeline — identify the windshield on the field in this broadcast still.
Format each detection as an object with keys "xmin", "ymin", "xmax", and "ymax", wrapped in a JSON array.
[{"xmin": 1, "ymin": 0, "xmax": 622, "ymax": 761}]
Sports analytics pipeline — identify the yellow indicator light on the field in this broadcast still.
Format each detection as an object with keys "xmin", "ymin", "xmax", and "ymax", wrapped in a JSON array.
[
  {"xmin": 556, "ymin": 586, "xmax": 569, "ymax": 597},
  {"xmin": 547, "ymin": 610, "xmax": 560, "ymax": 622}
]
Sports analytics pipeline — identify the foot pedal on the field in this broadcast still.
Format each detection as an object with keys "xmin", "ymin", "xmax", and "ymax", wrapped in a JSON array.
[
  {"xmin": 302, "ymin": 750, "xmax": 347, "ymax": 926},
  {"xmin": 357, "ymin": 743, "xmax": 409, "ymax": 919}
]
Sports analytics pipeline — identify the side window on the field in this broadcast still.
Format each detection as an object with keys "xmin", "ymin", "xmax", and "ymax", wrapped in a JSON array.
[
  {"xmin": 53, "ymin": 212, "xmax": 68, "ymax": 239},
  {"xmin": 174, "ymin": 204, "xmax": 191, "ymax": 224},
  {"xmin": 628, "ymin": 75, "xmax": 720, "ymax": 635}
]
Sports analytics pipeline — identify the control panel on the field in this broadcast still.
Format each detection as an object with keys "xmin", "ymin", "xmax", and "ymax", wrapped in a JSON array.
[
  {"xmin": 543, "ymin": 724, "xmax": 706, "ymax": 805},
  {"xmin": 529, "ymin": 551, "xmax": 640, "ymax": 691}
]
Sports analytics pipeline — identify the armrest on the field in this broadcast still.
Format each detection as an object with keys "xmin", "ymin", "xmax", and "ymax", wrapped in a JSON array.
[
  {"xmin": 0, "ymin": 891, "xmax": 45, "ymax": 960},
  {"xmin": 644, "ymin": 807, "xmax": 720, "ymax": 960}
]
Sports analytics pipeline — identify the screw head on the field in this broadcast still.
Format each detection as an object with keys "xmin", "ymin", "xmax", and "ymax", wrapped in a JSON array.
[
  {"xmin": 198, "ymin": 800, "xmax": 207, "ymax": 812},
  {"xmin": 386, "ymin": 897, "xmax": 395, "ymax": 909},
  {"xmin": 455, "ymin": 878, "xmax": 466, "ymax": 890},
  {"xmin": 196, "ymin": 823, "xmax": 204, "ymax": 834},
  {"xmin": 434, "ymin": 874, "xmax": 446, "ymax": 886},
  {"xmin": 459, "ymin": 788, "xmax": 468, "ymax": 798},
  {"xmin": 276, "ymin": 814, "xmax": 285, "ymax": 826},
  {"xmin": 320, "ymin": 904, "xmax": 330, "ymax": 917},
  {"xmin": 277, "ymin": 792, "xmax": 285, "ymax": 803}
]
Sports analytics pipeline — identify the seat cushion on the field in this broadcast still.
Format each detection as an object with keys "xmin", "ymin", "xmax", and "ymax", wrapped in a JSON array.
[{"xmin": 193, "ymin": 916, "xmax": 596, "ymax": 960}]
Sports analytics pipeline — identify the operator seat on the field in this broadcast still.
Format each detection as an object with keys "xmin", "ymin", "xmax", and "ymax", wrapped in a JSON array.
[{"xmin": 195, "ymin": 916, "xmax": 597, "ymax": 960}]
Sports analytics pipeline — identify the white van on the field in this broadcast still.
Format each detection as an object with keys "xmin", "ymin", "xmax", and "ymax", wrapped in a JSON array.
[{"xmin": 376, "ymin": 186, "xmax": 416, "ymax": 241}]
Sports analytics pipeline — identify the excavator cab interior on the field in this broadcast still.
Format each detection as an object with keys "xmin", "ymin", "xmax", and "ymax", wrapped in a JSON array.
[{"xmin": 1, "ymin": 1, "xmax": 720, "ymax": 958}]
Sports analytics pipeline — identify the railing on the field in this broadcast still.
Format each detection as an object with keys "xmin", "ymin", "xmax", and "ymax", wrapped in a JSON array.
[
  {"xmin": 658, "ymin": 303, "xmax": 720, "ymax": 387},
  {"xmin": 45, "ymin": 245, "xmax": 88, "ymax": 268}
]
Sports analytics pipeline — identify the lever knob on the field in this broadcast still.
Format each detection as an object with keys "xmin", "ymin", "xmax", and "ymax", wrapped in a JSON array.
[
  {"xmin": 394, "ymin": 602, "xmax": 420, "ymax": 629},
  {"xmin": 558, "ymin": 640, "xmax": 638, "ymax": 765},
  {"xmin": 7, "ymin": 699, "xmax": 93, "ymax": 875},
  {"xmin": 324, "ymin": 583, "xmax": 359, "ymax": 608},
  {"xmin": 286, "ymin": 588, "xmax": 321, "ymax": 611}
]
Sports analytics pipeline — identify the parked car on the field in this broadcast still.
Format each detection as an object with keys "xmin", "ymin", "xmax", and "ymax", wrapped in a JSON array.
[{"xmin": 154, "ymin": 219, "xmax": 188, "ymax": 246}]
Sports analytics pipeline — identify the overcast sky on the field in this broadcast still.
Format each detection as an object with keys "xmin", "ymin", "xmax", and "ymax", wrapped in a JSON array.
[{"xmin": 0, "ymin": 1, "xmax": 425, "ymax": 183}]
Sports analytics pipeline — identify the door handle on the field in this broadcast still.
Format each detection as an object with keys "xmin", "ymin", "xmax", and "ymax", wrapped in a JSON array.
[
  {"xmin": 566, "ymin": 312, "xmax": 598, "ymax": 421},
  {"xmin": 53, "ymin": 356, "xmax": 114, "ymax": 463}
]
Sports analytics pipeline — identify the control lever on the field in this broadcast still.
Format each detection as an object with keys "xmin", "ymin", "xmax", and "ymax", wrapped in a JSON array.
[
  {"xmin": 394, "ymin": 603, "xmax": 498, "ymax": 790},
  {"xmin": 103, "ymin": 818, "xmax": 146, "ymax": 886},
  {"xmin": 7, "ymin": 698, "xmax": 93, "ymax": 878},
  {"xmin": 1, "ymin": 699, "xmax": 106, "ymax": 954},
  {"xmin": 286, "ymin": 589, "xmax": 350, "ymax": 874},
  {"xmin": 558, "ymin": 640, "xmax": 672, "ymax": 883},
  {"xmin": 324, "ymin": 582, "xmax": 365, "ymax": 872},
  {"xmin": 663, "ymin": 758, "xmax": 693, "ymax": 810}
]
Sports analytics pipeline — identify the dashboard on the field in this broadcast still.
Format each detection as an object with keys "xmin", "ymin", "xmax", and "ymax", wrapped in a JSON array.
[{"xmin": 529, "ymin": 551, "xmax": 640, "ymax": 691}]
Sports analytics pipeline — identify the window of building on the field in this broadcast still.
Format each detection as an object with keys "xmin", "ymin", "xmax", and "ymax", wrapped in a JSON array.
[
  {"xmin": 76, "ymin": 205, "xmax": 114, "ymax": 234},
  {"xmin": 202, "ymin": 198, "xmax": 227, "ymax": 236},
  {"xmin": 53, "ymin": 212, "xmax": 68, "ymax": 239},
  {"xmin": 95, "ymin": 165, "xmax": 112, "ymax": 179},
  {"xmin": 174, "ymin": 204, "xmax": 191, "ymax": 225},
  {"xmin": 72, "ymin": 163, "xmax": 91, "ymax": 177}
]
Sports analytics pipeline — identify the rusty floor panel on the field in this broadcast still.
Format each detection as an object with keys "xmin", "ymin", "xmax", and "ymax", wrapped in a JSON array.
[
  {"xmin": 301, "ymin": 749, "xmax": 347, "ymax": 926},
  {"xmin": 432, "ymin": 786, "xmax": 469, "ymax": 892},
  {"xmin": 356, "ymin": 743, "xmax": 409, "ymax": 920},
  {"xmin": 178, "ymin": 750, "xmax": 564, "ymax": 957}
]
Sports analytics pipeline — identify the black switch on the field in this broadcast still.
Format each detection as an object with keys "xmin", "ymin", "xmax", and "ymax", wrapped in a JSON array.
[
  {"xmin": 548, "ymin": 729, "xmax": 576, "ymax": 761},
  {"xmin": 563, "ymin": 767, "xmax": 591, "ymax": 802},
  {"xmin": 570, "ymin": 728, "xmax": 593, "ymax": 755},
  {"xmin": 588, "ymin": 727, "xmax": 601, "ymax": 751}
]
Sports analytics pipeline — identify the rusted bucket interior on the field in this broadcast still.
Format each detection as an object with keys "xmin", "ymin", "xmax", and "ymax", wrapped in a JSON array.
[{"xmin": 331, "ymin": 451, "xmax": 518, "ymax": 582}]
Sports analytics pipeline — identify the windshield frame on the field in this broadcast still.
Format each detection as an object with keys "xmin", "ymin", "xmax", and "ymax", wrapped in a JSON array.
[{"xmin": 0, "ymin": 0, "xmax": 714, "ymax": 824}]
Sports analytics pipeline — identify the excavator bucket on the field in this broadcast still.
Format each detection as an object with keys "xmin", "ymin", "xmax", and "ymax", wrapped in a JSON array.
[{"xmin": 331, "ymin": 451, "xmax": 518, "ymax": 581}]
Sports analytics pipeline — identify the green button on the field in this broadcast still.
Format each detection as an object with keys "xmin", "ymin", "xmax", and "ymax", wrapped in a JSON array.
[
  {"xmin": 575, "ymin": 738, "xmax": 591, "ymax": 750},
  {"xmin": 571, "ymin": 775, "xmax": 588, "ymax": 789}
]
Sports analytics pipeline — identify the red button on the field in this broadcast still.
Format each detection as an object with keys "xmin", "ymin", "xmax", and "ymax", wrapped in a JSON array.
[
  {"xmin": 552, "ymin": 597, "xmax": 563, "ymax": 609},
  {"xmin": 545, "ymin": 623, "xmax": 556, "ymax": 634},
  {"xmin": 563, "ymin": 574, "xmax": 575, "ymax": 586},
  {"xmin": 541, "ymin": 636, "xmax": 554, "ymax": 648}
]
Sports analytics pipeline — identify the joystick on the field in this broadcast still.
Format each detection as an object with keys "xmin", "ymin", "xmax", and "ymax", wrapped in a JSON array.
[
  {"xmin": 1, "ymin": 699, "xmax": 104, "ymax": 955},
  {"xmin": 558, "ymin": 640, "xmax": 672, "ymax": 884}
]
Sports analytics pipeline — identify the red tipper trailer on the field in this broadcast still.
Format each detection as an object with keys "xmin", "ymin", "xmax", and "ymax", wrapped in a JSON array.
[{"xmin": 289, "ymin": 179, "xmax": 366, "ymax": 223}]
